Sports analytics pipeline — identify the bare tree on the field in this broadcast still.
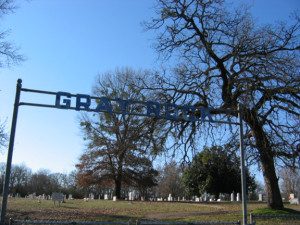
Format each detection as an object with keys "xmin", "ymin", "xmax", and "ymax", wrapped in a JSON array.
[
  {"xmin": 9, "ymin": 163, "xmax": 31, "ymax": 196},
  {"xmin": 0, "ymin": 0, "xmax": 24, "ymax": 67},
  {"xmin": 0, "ymin": 120, "xmax": 8, "ymax": 151},
  {"xmin": 280, "ymin": 167, "xmax": 300, "ymax": 199},
  {"xmin": 144, "ymin": 0, "xmax": 300, "ymax": 209},
  {"xmin": 156, "ymin": 161, "xmax": 185, "ymax": 199}
]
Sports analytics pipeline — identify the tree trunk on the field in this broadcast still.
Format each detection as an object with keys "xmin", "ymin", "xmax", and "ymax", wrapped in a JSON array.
[
  {"xmin": 114, "ymin": 178, "xmax": 121, "ymax": 199},
  {"xmin": 244, "ymin": 110, "xmax": 284, "ymax": 209},
  {"xmin": 114, "ymin": 163, "xmax": 123, "ymax": 199},
  {"xmin": 260, "ymin": 150, "xmax": 283, "ymax": 209}
]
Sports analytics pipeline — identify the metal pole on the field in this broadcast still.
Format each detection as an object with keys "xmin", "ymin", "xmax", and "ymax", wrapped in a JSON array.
[
  {"xmin": 1, "ymin": 79, "xmax": 22, "ymax": 225},
  {"xmin": 238, "ymin": 104, "xmax": 247, "ymax": 225}
]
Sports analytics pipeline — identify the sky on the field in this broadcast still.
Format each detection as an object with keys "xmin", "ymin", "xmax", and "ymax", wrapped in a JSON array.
[{"xmin": 0, "ymin": 0, "xmax": 299, "ymax": 174}]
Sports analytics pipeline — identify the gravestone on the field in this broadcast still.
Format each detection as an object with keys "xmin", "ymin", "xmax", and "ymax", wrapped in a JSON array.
[
  {"xmin": 236, "ymin": 193, "xmax": 240, "ymax": 202},
  {"xmin": 68, "ymin": 194, "xmax": 73, "ymax": 200},
  {"xmin": 168, "ymin": 194, "xmax": 173, "ymax": 201},
  {"xmin": 129, "ymin": 192, "xmax": 133, "ymax": 201},
  {"xmin": 89, "ymin": 193, "xmax": 94, "ymax": 200},
  {"xmin": 104, "ymin": 194, "xmax": 108, "ymax": 200},
  {"xmin": 113, "ymin": 196, "xmax": 117, "ymax": 201},
  {"xmin": 290, "ymin": 198, "xmax": 299, "ymax": 205},
  {"xmin": 231, "ymin": 193, "xmax": 235, "ymax": 202},
  {"xmin": 258, "ymin": 194, "xmax": 263, "ymax": 202},
  {"xmin": 29, "ymin": 193, "xmax": 36, "ymax": 199},
  {"xmin": 52, "ymin": 193, "xmax": 64, "ymax": 206}
]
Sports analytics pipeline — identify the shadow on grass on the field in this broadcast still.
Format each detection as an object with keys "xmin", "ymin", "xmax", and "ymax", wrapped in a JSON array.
[{"xmin": 251, "ymin": 207, "xmax": 300, "ymax": 215}]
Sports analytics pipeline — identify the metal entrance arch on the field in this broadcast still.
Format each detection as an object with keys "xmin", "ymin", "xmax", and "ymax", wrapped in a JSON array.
[{"xmin": 0, "ymin": 79, "xmax": 248, "ymax": 225}]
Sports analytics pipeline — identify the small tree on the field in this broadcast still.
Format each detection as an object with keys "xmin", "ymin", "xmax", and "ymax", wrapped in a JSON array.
[
  {"xmin": 280, "ymin": 167, "xmax": 300, "ymax": 199},
  {"xmin": 76, "ymin": 68, "xmax": 166, "ymax": 199},
  {"xmin": 182, "ymin": 145, "xmax": 256, "ymax": 198},
  {"xmin": 156, "ymin": 161, "xmax": 185, "ymax": 199}
]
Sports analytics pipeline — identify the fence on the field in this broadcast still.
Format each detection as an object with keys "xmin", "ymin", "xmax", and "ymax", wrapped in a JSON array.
[
  {"xmin": 250, "ymin": 213, "xmax": 300, "ymax": 224},
  {"xmin": 136, "ymin": 221, "xmax": 241, "ymax": 225},
  {"xmin": 9, "ymin": 219, "xmax": 241, "ymax": 225}
]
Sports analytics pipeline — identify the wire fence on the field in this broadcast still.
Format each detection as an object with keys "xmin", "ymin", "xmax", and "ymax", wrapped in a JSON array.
[{"xmin": 9, "ymin": 219, "xmax": 242, "ymax": 225}]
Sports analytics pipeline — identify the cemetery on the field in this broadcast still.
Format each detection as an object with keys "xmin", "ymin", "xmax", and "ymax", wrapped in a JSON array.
[
  {"xmin": 1, "ymin": 193, "xmax": 300, "ymax": 224},
  {"xmin": 0, "ymin": 0, "xmax": 299, "ymax": 224}
]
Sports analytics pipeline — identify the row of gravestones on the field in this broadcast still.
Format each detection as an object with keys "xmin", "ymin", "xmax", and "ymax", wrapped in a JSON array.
[
  {"xmin": 14, "ymin": 192, "xmax": 298, "ymax": 204},
  {"xmin": 159, "ymin": 193, "xmax": 264, "ymax": 202}
]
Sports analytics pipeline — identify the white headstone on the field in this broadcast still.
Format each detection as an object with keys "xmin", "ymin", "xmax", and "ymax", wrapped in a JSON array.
[
  {"xmin": 290, "ymin": 198, "xmax": 299, "ymax": 205},
  {"xmin": 129, "ymin": 192, "xmax": 133, "ymax": 201},
  {"xmin": 258, "ymin": 194, "xmax": 263, "ymax": 201},
  {"xmin": 290, "ymin": 193, "xmax": 295, "ymax": 199},
  {"xmin": 168, "ymin": 194, "xmax": 173, "ymax": 201},
  {"xmin": 236, "ymin": 193, "xmax": 240, "ymax": 202},
  {"xmin": 195, "ymin": 197, "xmax": 200, "ymax": 202},
  {"xmin": 231, "ymin": 193, "xmax": 235, "ymax": 202},
  {"xmin": 113, "ymin": 196, "xmax": 117, "ymax": 201},
  {"xmin": 104, "ymin": 194, "xmax": 108, "ymax": 200}
]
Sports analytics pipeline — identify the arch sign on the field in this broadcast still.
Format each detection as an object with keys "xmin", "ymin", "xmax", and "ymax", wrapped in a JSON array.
[
  {"xmin": 0, "ymin": 79, "xmax": 248, "ymax": 225},
  {"xmin": 55, "ymin": 91, "xmax": 214, "ymax": 123}
]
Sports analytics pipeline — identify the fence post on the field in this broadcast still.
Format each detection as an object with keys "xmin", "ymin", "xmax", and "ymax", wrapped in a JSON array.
[
  {"xmin": 250, "ymin": 213, "xmax": 253, "ymax": 224},
  {"xmin": 9, "ymin": 218, "xmax": 14, "ymax": 225}
]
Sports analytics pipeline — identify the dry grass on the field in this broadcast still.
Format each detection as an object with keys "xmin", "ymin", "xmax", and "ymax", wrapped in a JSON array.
[{"xmin": 3, "ymin": 198, "xmax": 300, "ymax": 224}]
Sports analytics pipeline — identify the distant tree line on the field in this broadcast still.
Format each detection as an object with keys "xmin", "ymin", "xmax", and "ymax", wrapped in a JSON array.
[
  {"xmin": 0, "ymin": 144, "xmax": 262, "ymax": 201},
  {"xmin": 0, "ymin": 163, "xmax": 84, "ymax": 198}
]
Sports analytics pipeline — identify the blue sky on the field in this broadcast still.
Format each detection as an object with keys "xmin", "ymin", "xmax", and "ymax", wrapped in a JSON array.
[{"xmin": 0, "ymin": 0, "xmax": 299, "ymax": 174}]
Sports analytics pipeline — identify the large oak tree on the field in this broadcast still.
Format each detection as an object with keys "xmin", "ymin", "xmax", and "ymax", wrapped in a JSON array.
[{"xmin": 143, "ymin": 0, "xmax": 300, "ymax": 209}]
